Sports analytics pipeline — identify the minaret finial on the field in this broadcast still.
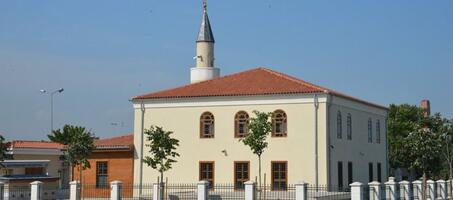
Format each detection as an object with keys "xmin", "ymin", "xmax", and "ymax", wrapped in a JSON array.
[{"xmin": 203, "ymin": 0, "xmax": 207, "ymax": 13}]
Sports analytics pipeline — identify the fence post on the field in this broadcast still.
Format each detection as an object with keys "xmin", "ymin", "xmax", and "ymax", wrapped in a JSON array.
[
  {"xmin": 369, "ymin": 181, "xmax": 382, "ymax": 200},
  {"xmin": 399, "ymin": 181, "xmax": 411, "ymax": 200},
  {"xmin": 437, "ymin": 180, "xmax": 447, "ymax": 200},
  {"xmin": 70, "ymin": 181, "xmax": 80, "ymax": 200},
  {"xmin": 0, "ymin": 181, "xmax": 4, "ymax": 200},
  {"xmin": 413, "ymin": 180, "xmax": 422, "ymax": 200},
  {"xmin": 245, "ymin": 181, "xmax": 256, "ymax": 200},
  {"xmin": 295, "ymin": 182, "xmax": 308, "ymax": 200},
  {"xmin": 385, "ymin": 177, "xmax": 398, "ymax": 200},
  {"xmin": 153, "ymin": 183, "xmax": 159, "ymax": 200},
  {"xmin": 197, "ymin": 181, "xmax": 209, "ymax": 200},
  {"xmin": 448, "ymin": 180, "xmax": 452, "ymax": 199},
  {"xmin": 427, "ymin": 180, "xmax": 436, "ymax": 200},
  {"xmin": 350, "ymin": 182, "xmax": 364, "ymax": 200},
  {"xmin": 111, "ymin": 181, "xmax": 123, "ymax": 200},
  {"xmin": 30, "ymin": 181, "xmax": 43, "ymax": 200}
]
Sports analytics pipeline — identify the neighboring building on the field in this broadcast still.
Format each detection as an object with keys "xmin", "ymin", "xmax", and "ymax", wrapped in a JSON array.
[
  {"xmin": 73, "ymin": 134, "xmax": 134, "ymax": 197},
  {"xmin": 2, "ymin": 140, "xmax": 69, "ymax": 188},
  {"xmin": 131, "ymin": 1, "xmax": 389, "ymax": 189}
]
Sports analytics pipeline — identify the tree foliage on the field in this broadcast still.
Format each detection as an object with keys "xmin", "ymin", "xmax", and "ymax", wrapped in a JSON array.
[
  {"xmin": 143, "ymin": 126, "xmax": 180, "ymax": 176},
  {"xmin": 0, "ymin": 135, "xmax": 11, "ymax": 167},
  {"xmin": 241, "ymin": 111, "xmax": 273, "ymax": 157},
  {"xmin": 48, "ymin": 124, "xmax": 97, "ymax": 170}
]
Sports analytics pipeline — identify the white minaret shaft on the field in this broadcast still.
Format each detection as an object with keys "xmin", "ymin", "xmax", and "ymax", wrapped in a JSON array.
[{"xmin": 191, "ymin": 0, "xmax": 220, "ymax": 83}]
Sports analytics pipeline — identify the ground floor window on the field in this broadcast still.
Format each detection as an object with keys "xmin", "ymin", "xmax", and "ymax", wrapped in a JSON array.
[
  {"xmin": 377, "ymin": 163, "xmax": 382, "ymax": 182},
  {"xmin": 199, "ymin": 162, "xmax": 214, "ymax": 188},
  {"xmin": 271, "ymin": 161, "xmax": 287, "ymax": 191},
  {"xmin": 337, "ymin": 162, "xmax": 343, "ymax": 189},
  {"xmin": 368, "ymin": 162, "xmax": 373, "ymax": 182},
  {"xmin": 234, "ymin": 162, "xmax": 249, "ymax": 190},
  {"xmin": 348, "ymin": 162, "xmax": 353, "ymax": 185},
  {"xmin": 96, "ymin": 161, "xmax": 108, "ymax": 188}
]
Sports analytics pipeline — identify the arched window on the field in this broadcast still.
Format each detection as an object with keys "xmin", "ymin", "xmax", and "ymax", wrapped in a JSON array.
[
  {"xmin": 347, "ymin": 114, "xmax": 352, "ymax": 140},
  {"xmin": 235, "ymin": 111, "xmax": 249, "ymax": 138},
  {"xmin": 376, "ymin": 120, "xmax": 381, "ymax": 144},
  {"xmin": 368, "ymin": 118, "xmax": 373, "ymax": 143},
  {"xmin": 337, "ymin": 111, "xmax": 342, "ymax": 139},
  {"xmin": 200, "ymin": 112, "xmax": 214, "ymax": 138},
  {"xmin": 272, "ymin": 110, "xmax": 287, "ymax": 137}
]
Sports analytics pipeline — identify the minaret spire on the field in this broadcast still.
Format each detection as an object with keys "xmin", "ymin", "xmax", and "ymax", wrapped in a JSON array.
[{"xmin": 190, "ymin": 0, "xmax": 220, "ymax": 83}]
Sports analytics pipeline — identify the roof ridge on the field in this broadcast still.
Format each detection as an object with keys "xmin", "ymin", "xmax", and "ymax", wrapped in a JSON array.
[
  {"xmin": 13, "ymin": 140, "xmax": 56, "ymax": 143},
  {"xmin": 259, "ymin": 67, "xmax": 328, "ymax": 92},
  {"xmin": 133, "ymin": 68, "xmax": 262, "ymax": 99}
]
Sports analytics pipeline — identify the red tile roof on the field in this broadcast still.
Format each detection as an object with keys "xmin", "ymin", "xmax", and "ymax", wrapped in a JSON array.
[
  {"xmin": 133, "ymin": 67, "xmax": 387, "ymax": 110},
  {"xmin": 7, "ymin": 140, "xmax": 63, "ymax": 150},
  {"xmin": 95, "ymin": 134, "xmax": 133, "ymax": 146}
]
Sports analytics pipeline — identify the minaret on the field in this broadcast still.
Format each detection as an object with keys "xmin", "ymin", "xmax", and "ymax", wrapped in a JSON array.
[{"xmin": 190, "ymin": 0, "xmax": 220, "ymax": 83}]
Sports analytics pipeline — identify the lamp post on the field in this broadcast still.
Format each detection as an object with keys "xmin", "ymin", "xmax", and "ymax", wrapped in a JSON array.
[{"xmin": 40, "ymin": 88, "xmax": 64, "ymax": 133}]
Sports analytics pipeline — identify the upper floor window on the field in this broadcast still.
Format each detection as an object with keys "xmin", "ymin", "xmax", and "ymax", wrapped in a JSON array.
[
  {"xmin": 200, "ymin": 112, "xmax": 215, "ymax": 138},
  {"xmin": 376, "ymin": 120, "xmax": 381, "ymax": 144},
  {"xmin": 272, "ymin": 110, "xmax": 287, "ymax": 137},
  {"xmin": 347, "ymin": 114, "xmax": 352, "ymax": 140},
  {"xmin": 368, "ymin": 118, "xmax": 373, "ymax": 143},
  {"xmin": 235, "ymin": 111, "xmax": 249, "ymax": 138},
  {"xmin": 337, "ymin": 111, "xmax": 342, "ymax": 139}
]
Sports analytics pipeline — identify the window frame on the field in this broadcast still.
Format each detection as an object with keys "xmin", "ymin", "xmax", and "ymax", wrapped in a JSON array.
[
  {"xmin": 199, "ymin": 161, "xmax": 215, "ymax": 188},
  {"xmin": 271, "ymin": 161, "xmax": 288, "ymax": 191},
  {"xmin": 272, "ymin": 110, "xmax": 288, "ymax": 137},
  {"xmin": 337, "ymin": 161, "xmax": 343, "ymax": 190},
  {"xmin": 377, "ymin": 162, "xmax": 382, "ymax": 183},
  {"xmin": 234, "ymin": 161, "xmax": 250, "ymax": 190},
  {"xmin": 376, "ymin": 120, "xmax": 381, "ymax": 144},
  {"xmin": 368, "ymin": 118, "xmax": 373, "ymax": 143},
  {"xmin": 347, "ymin": 162, "xmax": 353, "ymax": 185},
  {"xmin": 200, "ymin": 112, "xmax": 215, "ymax": 138},
  {"xmin": 96, "ymin": 161, "xmax": 109, "ymax": 188},
  {"xmin": 234, "ymin": 111, "xmax": 250, "ymax": 138},
  {"xmin": 368, "ymin": 162, "xmax": 373, "ymax": 182},
  {"xmin": 337, "ymin": 111, "xmax": 342, "ymax": 139},
  {"xmin": 347, "ymin": 113, "xmax": 352, "ymax": 140}
]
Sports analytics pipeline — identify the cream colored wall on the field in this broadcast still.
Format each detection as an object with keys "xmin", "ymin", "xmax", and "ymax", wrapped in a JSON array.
[
  {"xmin": 133, "ymin": 97, "xmax": 328, "ymax": 185},
  {"xmin": 13, "ymin": 154, "xmax": 62, "ymax": 177},
  {"xmin": 328, "ymin": 96, "xmax": 388, "ymax": 186}
]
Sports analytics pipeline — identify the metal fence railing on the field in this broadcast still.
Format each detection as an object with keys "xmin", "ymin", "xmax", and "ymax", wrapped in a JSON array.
[
  {"xmin": 81, "ymin": 184, "xmax": 110, "ymax": 199},
  {"xmin": 42, "ymin": 185, "xmax": 70, "ymax": 200},
  {"xmin": 123, "ymin": 183, "xmax": 154, "ymax": 200},
  {"xmin": 165, "ymin": 183, "xmax": 198, "ymax": 200},
  {"xmin": 307, "ymin": 185, "xmax": 351, "ymax": 200},
  {"xmin": 258, "ymin": 184, "xmax": 296, "ymax": 200},
  {"xmin": 5, "ymin": 186, "xmax": 32, "ymax": 200},
  {"xmin": 209, "ymin": 184, "xmax": 245, "ymax": 200}
]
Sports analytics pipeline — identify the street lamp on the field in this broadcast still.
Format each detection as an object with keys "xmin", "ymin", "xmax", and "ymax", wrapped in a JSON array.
[{"xmin": 40, "ymin": 88, "xmax": 64, "ymax": 133}]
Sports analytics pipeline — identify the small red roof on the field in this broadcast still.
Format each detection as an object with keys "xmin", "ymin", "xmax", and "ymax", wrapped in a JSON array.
[
  {"xmin": 7, "ymin": 140, "xmax": 63, "ymax": 150},
  {"xmin": 95, "ymin": 134, "xmax": 134, "ymax": 150},
  {"xmin": 133, "ymin": 67, "xmax": 387, "ymax": 110}
]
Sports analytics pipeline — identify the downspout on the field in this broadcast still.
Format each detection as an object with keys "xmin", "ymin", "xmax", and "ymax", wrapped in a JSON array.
[
  {"xmin": 314, "ymin": 94, "xmax": 319, "ymax": 187},
  {"xmin": 326, "ymin": 93, "xmax": 332, "ymax": 187},
  {"xmin": 385, "ymin": 115, "xmax": 389, "ymax": 178},
  {"xmin": 139, "ymin": 101, "xmax": 145, "ymax": 196}
]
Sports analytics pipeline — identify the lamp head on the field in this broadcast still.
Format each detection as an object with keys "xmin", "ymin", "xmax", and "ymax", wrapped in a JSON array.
[
  {"xmin": 58, "ymin": 88, "xmax": 64, "ymax": 93},
  {"xmin": 40, "ymin": 89, "xmax": 47, "ymax": 93}
]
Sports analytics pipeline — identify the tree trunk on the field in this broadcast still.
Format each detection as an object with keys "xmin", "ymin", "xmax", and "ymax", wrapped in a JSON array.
[
  {"xmin": 447, "ymin": 166, "xmax": 453, "ymax": 200},
  {"xmin": 259, "ymin": 155, "xmax": 262, "ymax": 200},
  {"xmin": 160, "ymin": 172, "xmax": 164, "ymax": 200},
  {"xmin": 423, "ymin": 172, "xmax": 427, "ymax": 200}
]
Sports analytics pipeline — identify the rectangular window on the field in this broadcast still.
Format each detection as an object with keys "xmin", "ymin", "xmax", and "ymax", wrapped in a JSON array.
[
  {"xmin": 377, "ymin": 163, "xmax": 382, "ymax": 182},
  {"xmin": 368, "ymin": 119, "xmax": 373, "ymax": 143},
  {"xmin": 25, "ymin": 167, "xmax": 44, "ymax": 175},
  {"xmin": 337, "ymin": 162, "xmax": 343, "ymax": 189},
  {"xmin": 348, "ymin": 162, "xmax": 353, "ymax": 185},
  {"xmin": 199, "ymin": 162, "xmax": 214, "ymax": 188},
  {"xmin": 271, "ymin": 161, "xmax": 287, "ymax": 191},
  {"xmin": 368, "ymin": 162, "xmax": 373, "ymax": 182},
  {"xmin": 234, "ymin": 162, "xmax": 249, "ymax": 190},
  {"xmin": 96, "ymin": 162, "xmax": 108, "ymax": 188}
]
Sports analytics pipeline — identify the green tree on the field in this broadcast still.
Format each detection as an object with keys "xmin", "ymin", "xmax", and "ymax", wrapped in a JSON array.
[
  {"xmin": 388, "ymin": 104, "xmax": 428, "ymax": 169},
  {"xmin": 0, "ymin": 135, "xmax": 11, "ymax": 167},
  {"xmin": 143, "ymin": 126, "xmax": 180, "ymax": 200},
  {"xmin": 48, "ymin": 125, "xmax": 97, "ymax": 186},
  {"xmin": 241, "ymin": 111, "xmax": 272, "ymax": 192},
  {"xmin": 440, "ymin": 119, "xmax": 453, "ymax": 200}
]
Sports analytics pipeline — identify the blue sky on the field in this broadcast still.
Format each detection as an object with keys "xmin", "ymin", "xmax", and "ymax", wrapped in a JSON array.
[{"xmin": 0, "ymin": 0, "xmax": 452, "ymax": 140}]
